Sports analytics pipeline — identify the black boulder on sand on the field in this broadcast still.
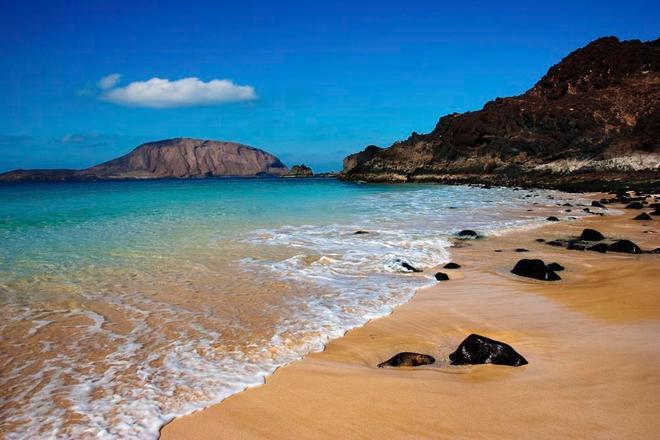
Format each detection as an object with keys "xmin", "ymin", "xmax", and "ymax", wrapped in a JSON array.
[
  {"xmin": 511, "ymin": 259, "xmax": 561, "ymax": 281},
  {"xmin": 449, "ymin": 334, "xmax": 528, "ymax": 367},
  {"xmin": 579, "ymin": 228, "xmax": 605, "ymax": 241},
  {"xmin": 434, "ymin": 272, "xmax": 449, "ymax": 281},
  {"xmin": 607, "ymin": 240, "xmax": 643, "ymax": 254},
  {"xmin": 378, "ymin": 352, "xmax": 435, "ymax": 368},
  {"xmin": 546, "ymin": 216, "xmax": 559, "ymax": 221},
  {"xmin": 634, "ymin": 212, "xmax": 652, "ymax": 221},
  {"xmin": 443, "ymin": 262, "xmax": 461, "ymax": 269},
  {"xmin": 625, "ymin": 202, "xmax": 644, "ymax": 209},
  {"xmin": 546, "ymin": 262, "xmax": 564, "ymax": 272},
  {"xmin": 588, "ymin": 243, "xmax": 608, "ymax": 253}
]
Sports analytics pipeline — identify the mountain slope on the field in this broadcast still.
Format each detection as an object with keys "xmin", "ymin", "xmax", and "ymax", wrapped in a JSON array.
[
  {"xmin": 0, "ymin": 138, "xmax": 289, "ymax": 182},
  {"xmin": 342, "ymin": 37, "xmax": 660, "ymax": 191}
]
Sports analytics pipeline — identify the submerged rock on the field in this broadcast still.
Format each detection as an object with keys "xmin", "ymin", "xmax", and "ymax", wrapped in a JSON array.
[
  {"xmin": 434, "ymin": 272, "xmax": 449, "ymax": 281},
  {"xmin": 378, "ymin": 352, "xmax": 435, "ymax": 368},
  {"xmin": 449, "ymin": 334, "xmax": 528, "ymax": 367},
  {"xmin": 511, "ymin": 259, "xmax": 561, "ymax": 281},
  {"xmin": 400, "ymin": 261, "xmax": 422, "ymax": 273},
  {"xmin": 634, "ymin": 212, "xmax": 652, "ymax": 220},
  {"xmin": 457, "ymin": 229, "xmax": 480, "ymax": 239},
  {"xmin": 443, "ymin": 262, "xmax": 461, "ymax": 269},
  {"xmin": 607, "ymin": 240, "xmax": 643, "ymax": 254},
  {"xmin": 579, "ymin": 228, "xmax": 605, "ymax": 241},
  {"xmin": 354, "ymin": 230, "xmax": 370, "ymax": 234}
]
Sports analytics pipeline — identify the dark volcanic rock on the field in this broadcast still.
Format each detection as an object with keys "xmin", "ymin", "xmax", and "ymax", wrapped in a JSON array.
[
  {"xmin": 515, "ymin": 248, "xmax": 529, "ymax": 252},
  {"xmin": 625, "ymin": 202, "xmax": 644, "ymax": 209},
  {"xmin": 449, "ymin": 334, "xmax": 528, "ymax": 367},
  {"xmin": 457, "ymin": 229, "xmax": 480, "ymax": 239},
  {"xmin": 579, "ymin": 228, "xmax": 605, "ymax": 241},
  {"xmin": 547, "ymin": 240, "xmax": 563, "ymax": 247},
  {"xmin": 634, "ymin": 212, "xmax": 652, "ymax": 220},
  {"xmin": 354, "ymin": 230, "xmax": 370, "ymax": 234},
  {"xmin": 650, "ymin": 248, "xmax": 660, "ymax": 254},
  {"xmin": 588, "ymin": 243, "xmax": 609, "ymax": 253},
  {"xmin": 652, "ymin": 209, "xmax": 660, "ymax": 216},
  {"xmin": 511, "ymin": 259, "xmax": 561, "ymax": 281},
  {"xmin": 607, "ymin": 240, "xmax": 643, "ymax": 254},
  {"xmin": 434, "ymin": 272, "xmax": 450, "ymax": 281},
  {"xmin": 591, "ymin": 201, "xmax": 606, "ymax": 208},
  {"xmin": 567, "ymin": 241, "xmax": 587, "ymax": 251},
  {"xmin": 547, "ymin": 216, "xmax": 560, "ymax": 222},
  {"xmin": 341, "ymin": 37, "xmax": 660, "ymax": 191},
  {"xmin": 443, "ymin": 262, "xmax": 461, "ymax": 269},
  {"xmin": 536, "ymin": 238, "xmax": 546, "ymax": 242},
  {"xmin": 378, "ymin": 352, "xmax": 435, "ymax": 368},
  {"xmin": 546, "ymin": 262, "xmax": 565, "ymax": 272}
]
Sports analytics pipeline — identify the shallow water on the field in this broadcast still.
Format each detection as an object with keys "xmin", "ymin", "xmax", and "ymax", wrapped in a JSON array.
[{"xmin": 0, "ymin": 179, "xmax": 584, "ymax": 438}]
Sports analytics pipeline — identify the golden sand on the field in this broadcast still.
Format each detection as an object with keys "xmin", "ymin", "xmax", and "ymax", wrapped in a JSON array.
[{"xmin": 161, "ymin": 200, "xmax": 660, "ymax": 439}]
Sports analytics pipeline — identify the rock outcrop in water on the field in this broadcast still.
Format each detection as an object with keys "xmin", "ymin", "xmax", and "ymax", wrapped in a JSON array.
[
  {"xmin": 341, "ymin": 37, "xmax": 660, "ymax": 191},
  {"xmin": 282, "ymin": 164, "xmax": 313, "ymax": 177},
  {"xmin": 0, "ymin": 138, "xmax": 289, "ymax": 182}
]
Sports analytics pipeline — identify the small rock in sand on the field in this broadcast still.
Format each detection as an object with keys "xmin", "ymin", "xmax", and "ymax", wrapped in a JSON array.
[
  {"xmin": 354, "ymin": 230, "xmax": 369, "ymax": 234},
  {"xmin": 625, "ymin": 202, "xmax": 644, "ymax": 209},
  {"xmin": 515, "ymin": 248, "xmax": 529, "ymax": 252},
  {"xmin": 546, "ymin": 262, "xmax": 564, "ymax": 271},
  {"xmin": 443, "ymin": 262, "xmax": 461, "ymax": 269},
  {"xmin": 378, "ymin": 352, "xmax": 435, "ymax": 368},
  {"xmin": 634, "ymin": 213, "xmax": 652, "ymax": 221},
  {"xmin": 547, "ymin": 216, "xmax": 559, "ymax": 222},
  {"xmin": 434, "ymin": 272, "xmax": 449, "ymax": 281},
  {"xmin": 457, "ymin": 230, "xmax": 480, "ymax": 239},
  {"xmin": 591, "ymin": 201, "xmax": 606, "ymax": 208},
  {"xmin": 449, "ymin": 334, "xmax": 528, "ymax": 367}
]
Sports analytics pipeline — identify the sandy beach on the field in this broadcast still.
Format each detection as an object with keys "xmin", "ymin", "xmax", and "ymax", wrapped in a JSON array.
[{"xmin": 161, "ymin": 194, "xmax": 660, "ymax": 439}]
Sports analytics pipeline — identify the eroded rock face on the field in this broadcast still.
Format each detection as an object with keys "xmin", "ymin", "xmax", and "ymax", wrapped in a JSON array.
[
  {"xmin": 449, "ymin": 334, "xmax": 528, "ymax": 367},
  {"xmin": 0, "ymin": 138, "xmax": 289, "ymax": 181},
  {"xmin": 378, "ymin": 352, "xmax": 435, "ymax": 368},
  {"xmin": 341, "ymin": 37, "xmax": 660, "ymax": 191},
  {"xmin": 511, "ymin": 259, "xmax": 561, "ymax": 281}
]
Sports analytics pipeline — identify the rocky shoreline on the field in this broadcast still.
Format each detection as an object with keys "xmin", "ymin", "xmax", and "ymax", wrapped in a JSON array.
[{"xmin": 341, "ymin": 37, "xmax": 660, "ymax": 192}]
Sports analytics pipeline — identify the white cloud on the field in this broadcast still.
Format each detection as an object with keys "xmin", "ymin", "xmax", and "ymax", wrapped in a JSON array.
[
  {"xmin": 98, "ymin": 73, "xmax": 121, "ymax": 90},
  {"xmin": 100, "ymin": 77, "xmax": 257, "ymax": 108}
]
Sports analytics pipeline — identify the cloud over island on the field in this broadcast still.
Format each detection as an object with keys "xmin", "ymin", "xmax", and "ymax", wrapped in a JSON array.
[{"xmin": 99, "ymin": 76, "xmax": 257, "ymax": 108}]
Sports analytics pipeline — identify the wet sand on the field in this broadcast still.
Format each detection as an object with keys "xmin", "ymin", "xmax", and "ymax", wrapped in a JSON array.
[{"xmin": 161, "ymin": 197, "xmax": 660, "ymax": 439}]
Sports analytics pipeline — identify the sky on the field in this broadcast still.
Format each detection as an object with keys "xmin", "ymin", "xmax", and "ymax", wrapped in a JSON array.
[{"xmin": 0, "ymin": 0, "xmax": 658, "ymax": 172}]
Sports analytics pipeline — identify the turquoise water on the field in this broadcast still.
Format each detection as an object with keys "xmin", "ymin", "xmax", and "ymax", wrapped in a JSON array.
[{"xmin": 0, "ymin": 179, "xmax": 583, "ymax": 439}]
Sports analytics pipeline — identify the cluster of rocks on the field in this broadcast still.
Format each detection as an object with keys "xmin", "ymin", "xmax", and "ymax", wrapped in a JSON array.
[
  {"xmin": 544, "ymin": 228, "xmax": 652, "ymax": 254},
  {"xmin": 378, "ymin": 334, "xmax": 528, "ymax": 368}
]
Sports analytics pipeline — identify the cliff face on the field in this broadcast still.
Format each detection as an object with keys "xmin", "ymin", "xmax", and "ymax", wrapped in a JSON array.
[
  {"xmin": 342, "ymin": 37, "xmax": 660, "ymax": 191},
  {"xmin": 0, "ymin": 138, "xmax": 289, "ymax": 182}
]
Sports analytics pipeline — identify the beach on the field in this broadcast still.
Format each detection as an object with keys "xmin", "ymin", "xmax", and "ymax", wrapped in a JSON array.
[{"xmin": 161, "ymin": 195, "xmax": 660, "ymax": 439}]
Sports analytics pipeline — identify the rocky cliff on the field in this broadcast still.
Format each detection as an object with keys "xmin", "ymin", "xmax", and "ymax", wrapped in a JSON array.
[
  {"xmin": 0, "ymin": 138, "xmax": 289, "ymax": 182},
  {"xmin": 342, "ymin": 37, "xmax": 660, "ymax": 191}
]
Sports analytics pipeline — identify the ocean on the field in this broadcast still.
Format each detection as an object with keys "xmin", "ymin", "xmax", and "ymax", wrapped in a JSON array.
[{"xmin": 0, "ymin": 178, "xmax": 582, "ymax": 438}]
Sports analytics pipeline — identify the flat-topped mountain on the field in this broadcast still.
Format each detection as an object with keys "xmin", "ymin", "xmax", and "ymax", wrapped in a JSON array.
[
  {"xmin": 0, "ymin": 138, "xmax": 289, "ymax": 182},
  {"xmin": 342, "ymin": 37, "xmax": 660, "ymax": 191}
]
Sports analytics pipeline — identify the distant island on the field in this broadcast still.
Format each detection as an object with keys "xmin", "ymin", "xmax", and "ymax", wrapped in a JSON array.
[
  {"xmin": 0, "ymin": 138, "xmax": 289, "ymax": 182},
  {"xmin": 341, "ymin": 37, "xmax": 660, "ymax": 192}
]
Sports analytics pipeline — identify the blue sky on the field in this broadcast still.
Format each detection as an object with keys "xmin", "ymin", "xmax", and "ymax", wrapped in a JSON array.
[{"xmin": 0, "ymin": 0, "xmax": 658, "ymax": 172}]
